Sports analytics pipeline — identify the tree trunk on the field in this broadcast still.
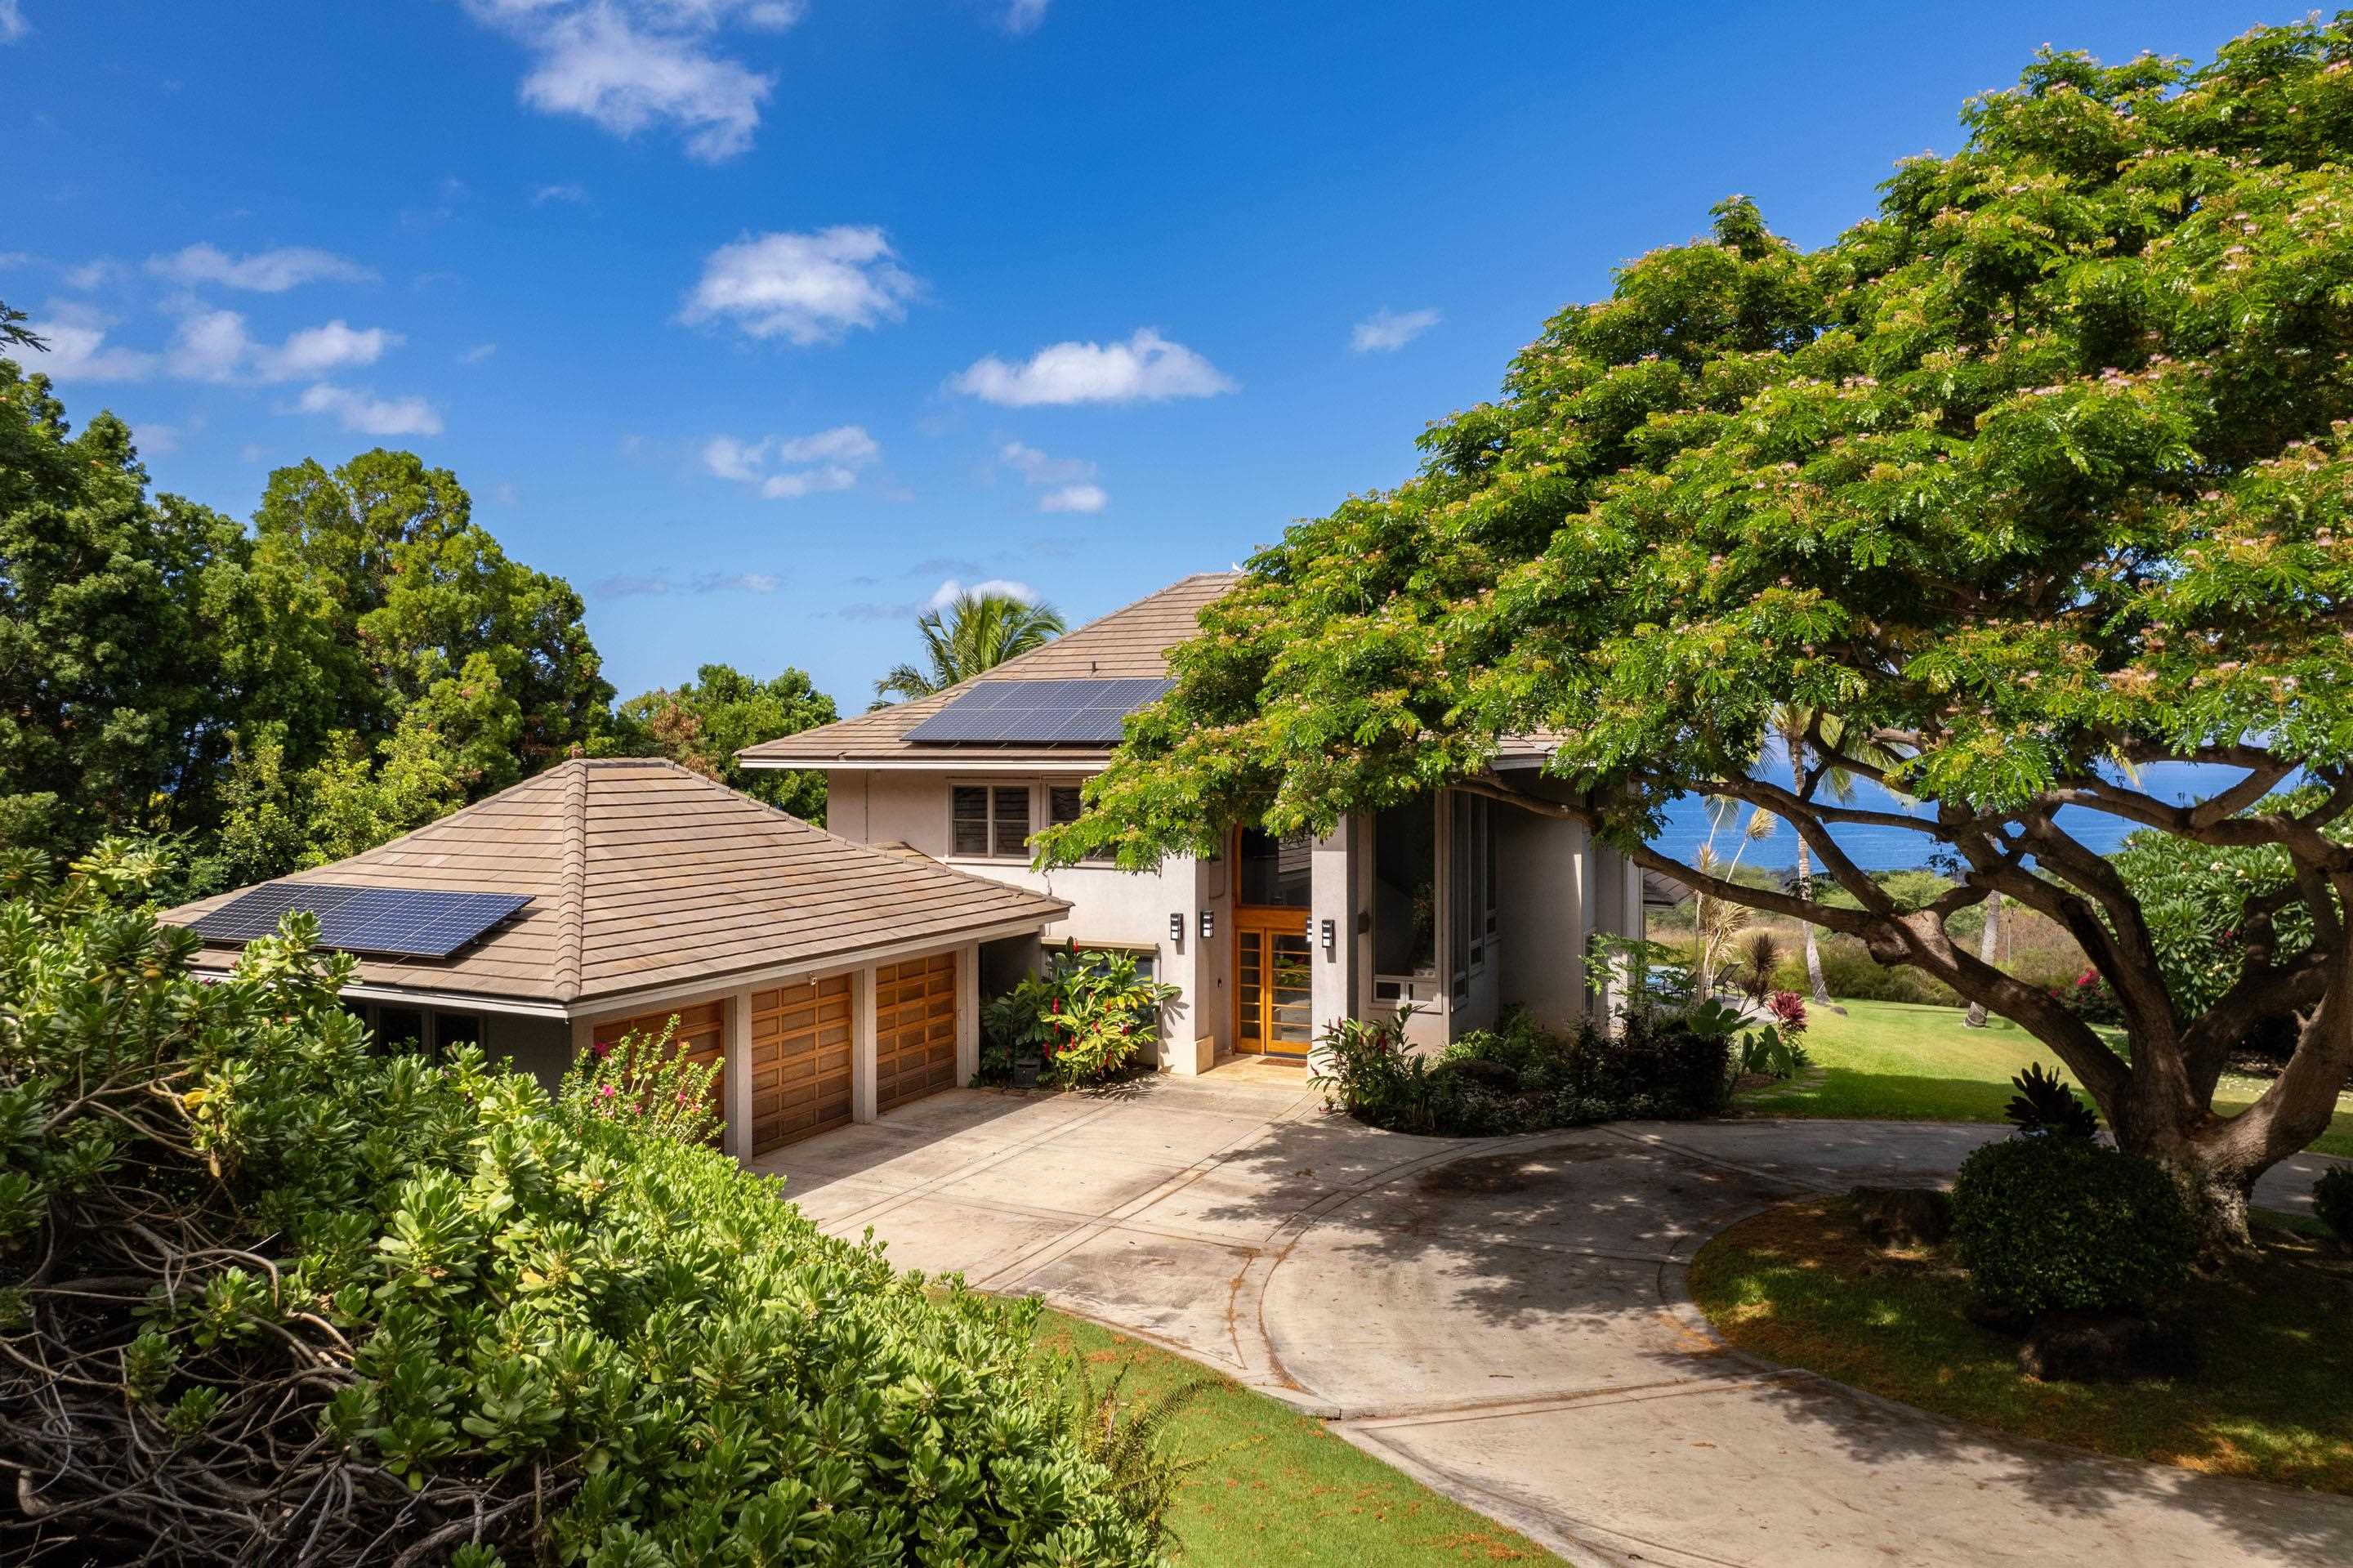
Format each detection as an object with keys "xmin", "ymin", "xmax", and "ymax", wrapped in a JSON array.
[
  {"xmin": 1792, "ymin": 840, "xmax": 1845, "ymax": 1016},
  {"xmin": 1962, "ymin": 891, "xmax": 2002, "ymax": 1029}
]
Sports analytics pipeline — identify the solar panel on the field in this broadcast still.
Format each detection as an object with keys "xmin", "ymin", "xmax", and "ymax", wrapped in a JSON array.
[
  {"xmin": 188, "ymin": 882, "xmax": 533, "ymax": 958},
  {"xmin": 904, "ymin": 677, "xmax": 1173, "ymax": 744}
]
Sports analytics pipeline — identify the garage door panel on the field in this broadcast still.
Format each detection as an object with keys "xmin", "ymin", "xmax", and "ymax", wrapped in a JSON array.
[
  {"xmin": 751, "ymin": 975, "xmax": 852, "ymax": 1152},
  {"xmin": 876, "ymin": 952, "xmax": 958, "ymax": 1115}
]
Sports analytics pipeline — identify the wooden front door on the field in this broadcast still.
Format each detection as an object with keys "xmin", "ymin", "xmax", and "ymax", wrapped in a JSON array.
[
  {"xmin": 875, "ymin": 952, "xmax": 959, "ymax": 1112},
  {"xmin": 748, "ymin": 975, "xmax": 853, "ymax": 1152},
  {"xmin": 593, "ymin": 999, "xmax": 726, "ymax": 1138},
  {"xmin": 1235, "ymin": 908, "xmax": 1315, "ymax": 1057}
]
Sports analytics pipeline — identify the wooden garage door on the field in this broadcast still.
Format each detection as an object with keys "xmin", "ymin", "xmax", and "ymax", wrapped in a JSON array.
[
  {"xmin": 592, "ymin": 999, "xmax": 726, "ymax": 1137},
  {"xmin": 749, "ymin": 975, "xmax": 853, "ymax": 1153},
  {"xmin": 875, "ymin": 952, "xmax": 958, "ymax": 1114}
]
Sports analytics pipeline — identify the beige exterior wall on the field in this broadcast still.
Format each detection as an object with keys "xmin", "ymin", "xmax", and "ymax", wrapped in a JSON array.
[
  {"xmin": 817, "ymin": 767, "xmax": 1645, "ymax": 1069},
  {"xmin": 825, "ymin": 768, "xmax": 1215, "ymax": 1070}
]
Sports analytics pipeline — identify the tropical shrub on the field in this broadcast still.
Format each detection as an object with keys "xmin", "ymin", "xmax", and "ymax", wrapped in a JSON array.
[
  {"xmin": 0, "ymin": 845, "xmax": 1162, "ymax": 1566},
  {"xmin": 1315, "ymin": 1005, "xmax": 1730, "ymax": 1136},
  {"xmin": 980, "ymin": 944, "xmax": 1178, "ymax": 1088},
  {"xmin": 2003, "ymin": 1062, "xmax": 2101, "ymax": 1140},
  {"xmin": 2059, "ymin": 967, "xmax": 2126, "ymax": 1028},
  {"xmin": 2314, "ymin": 1166, "xmax": 2353, "ymax": 1246},
  {"xmin": 1770, "ymin": 935, "xmax": 1963, "ymax": 1007},
  {"xmin": 1734, "ymin": 994, "xmax": 1811, "ymax": 1081},
  {"xmin": 1950, "ymin": 1137, "xmax": 2196, "ymax": 1318}
]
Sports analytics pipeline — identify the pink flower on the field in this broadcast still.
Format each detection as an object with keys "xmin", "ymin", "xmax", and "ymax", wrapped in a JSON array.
[{"xmin": 599, "ymin": 1083, "xmax": 616, "ymax": 1099}]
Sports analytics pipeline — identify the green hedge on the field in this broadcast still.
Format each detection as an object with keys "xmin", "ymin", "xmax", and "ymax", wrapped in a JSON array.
[
  {"xmin": 1949, "ymin": 1135, "xmax": 2196, "ymax": 1316},
  {"xmin": 0, "ymin": 845, "xmax": 1158, "ymax": 1566}
]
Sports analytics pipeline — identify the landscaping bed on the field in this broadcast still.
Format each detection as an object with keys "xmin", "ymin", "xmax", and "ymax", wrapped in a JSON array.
[
  {"xmin": 1032, "ymin": 1312, "xmax": 1569, "ymax": 1566},
  {"xmin": 1688, "ymin": 1194, "xmax": 2353, "ymax": 1494}
]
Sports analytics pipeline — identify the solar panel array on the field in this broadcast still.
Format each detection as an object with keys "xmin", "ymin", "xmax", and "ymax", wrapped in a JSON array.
[
  {"xmin": 188, "ymin": 882, "xmax": 533, "ymax": 959},
  {"xmin": 904, "ymin": 677, "xmax": 1173, "ymax": 744}
]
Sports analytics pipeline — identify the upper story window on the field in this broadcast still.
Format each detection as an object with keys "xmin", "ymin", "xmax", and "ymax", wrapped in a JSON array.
[
  {"xmin": 952, "ymin": 784, "xmax": 1033, "ymax": 859},
  {"xmin": 1048, "ymin": 785, "xmax": 1114, "ymax": 862}
]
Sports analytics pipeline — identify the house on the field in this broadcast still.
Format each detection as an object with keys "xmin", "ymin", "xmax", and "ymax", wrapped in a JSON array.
[
  {"xmin": 161, "ymin": 758, "xmax": 1069, "ymax": 1159},
  {"xmin": 737, "ymin": 573, "xmax": 1654, "ymax": 1070}
]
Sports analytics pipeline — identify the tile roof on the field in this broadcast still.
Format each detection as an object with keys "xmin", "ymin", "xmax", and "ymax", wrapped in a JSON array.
[
  {"xmin": 737, "ymin": 570, "xmax": 1240, "ymax": 767},
  {"xmin": 162, "ymin": 759, "xmax": 1068, "ymax": 1011}
]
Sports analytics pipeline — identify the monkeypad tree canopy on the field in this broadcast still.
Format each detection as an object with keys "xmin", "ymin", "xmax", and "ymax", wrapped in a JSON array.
[{"xmin": 1042, "ymin": 20, "xmax": 2353, "ymax": 1253}]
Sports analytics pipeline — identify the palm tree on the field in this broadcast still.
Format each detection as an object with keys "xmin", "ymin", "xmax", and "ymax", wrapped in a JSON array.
[
  {"xmin": 872, "ymin": 590, "xmax": 1066, "ymax": 706},
  {"xmin": 1692, "ymin": 801, "xmax": 1775, "ymax": 998},
  {"xmin": 1763, "ymin": 704, "xmax": 1904, "ymax": 1016},
  {"xmin": 1963, "ymin": 891, "xmax": 2003, "ymax": 1029}
]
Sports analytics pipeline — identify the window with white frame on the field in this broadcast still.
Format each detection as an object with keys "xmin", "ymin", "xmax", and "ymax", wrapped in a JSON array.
[{"xmin": 951, "ymin": 784, "xmax": 1034, "ymax": 859}]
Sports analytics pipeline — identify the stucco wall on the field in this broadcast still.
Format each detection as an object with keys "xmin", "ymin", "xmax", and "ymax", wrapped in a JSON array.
[
  {"xmin": 1494, "ymin": 807, "xmax": 1592, "ymax": 1032},
  {"xmin": 832, "ymin": 769, "xmax": 1205, "ymax": 1066}
]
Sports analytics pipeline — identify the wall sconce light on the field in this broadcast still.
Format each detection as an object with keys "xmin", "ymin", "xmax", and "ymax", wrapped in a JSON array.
[
  {"xmin": 1320, "ymin": 918, "xmax": 1337, "ymax": 954},
  {"xmin": 1168, "ymin": 913, "xmax": 1185, "ymax": 945},
  {"xmin": 1199, "ymin": 909, "xmax": 1216, "ymax": 941}
]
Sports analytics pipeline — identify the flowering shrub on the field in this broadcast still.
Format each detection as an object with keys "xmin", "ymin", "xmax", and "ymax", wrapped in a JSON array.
[
  {"xmin": 2059, "ymin": 967, "xmax": 2125, "ymax": 1027},
  {"xmin": 980, "ymin": 944, "xmax": 1178, "ymax": 1088},
  {"xmin": 0, "ymin": 845, "xmax": 1163, "ymax": 1566}
]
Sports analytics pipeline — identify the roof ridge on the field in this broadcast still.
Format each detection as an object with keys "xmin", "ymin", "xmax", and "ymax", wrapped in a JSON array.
[{"xmin": 550, "ymin": 758, "xmax": 590, "ymax": 1003}]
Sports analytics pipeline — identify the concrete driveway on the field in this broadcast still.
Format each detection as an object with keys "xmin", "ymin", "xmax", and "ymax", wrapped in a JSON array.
[{"xmin": 749, "ymin": 1070, "xmax": 2353, "ymax": 1568}]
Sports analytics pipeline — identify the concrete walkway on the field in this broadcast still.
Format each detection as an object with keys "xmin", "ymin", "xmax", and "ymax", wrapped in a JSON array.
[{"xmin": 749, "ymin": 1072, "xmax": 2353, "ymax": 1568}]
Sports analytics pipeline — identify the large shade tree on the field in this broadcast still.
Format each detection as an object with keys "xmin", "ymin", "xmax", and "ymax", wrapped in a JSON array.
[
  {"xmin": 1043, "ymin": 20, "xmax": 2353, "ymax": 1253},
  {"xmin": 613, "ymin": 662, "xmax": 837, "ymax": 820}
]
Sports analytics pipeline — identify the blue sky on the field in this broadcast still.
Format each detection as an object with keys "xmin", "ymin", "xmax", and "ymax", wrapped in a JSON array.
[{"xmin": 2, "ymin": 0, "xmax": 2257, "ymax": 711}]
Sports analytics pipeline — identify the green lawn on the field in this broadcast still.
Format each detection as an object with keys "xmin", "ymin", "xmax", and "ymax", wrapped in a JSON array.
[
  {"xmin": 1690, "ymin": 1195, "xmax": 2353, "ymax": 1492},
  {"xmin": 1031, "ymin": 1311, "xmax": 1568, "ymax": 1567},
  {"xmin": 1737, "ymin": 998, "xmax": 2353, "ymax": 1159}
]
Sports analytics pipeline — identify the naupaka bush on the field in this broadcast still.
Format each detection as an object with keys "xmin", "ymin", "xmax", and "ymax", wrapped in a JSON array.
[{"xmin": 0, "ymin": 842, "xmax": 1159, "ymax": 1567}]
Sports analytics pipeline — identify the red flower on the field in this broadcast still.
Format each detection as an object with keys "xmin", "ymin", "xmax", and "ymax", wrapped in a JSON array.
[{"xmin": 2075, "ymin": 971, "xmax": 2097, "ymax": 988}]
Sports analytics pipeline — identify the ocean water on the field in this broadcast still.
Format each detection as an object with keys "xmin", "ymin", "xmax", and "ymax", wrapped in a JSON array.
[{"xmin": 1645, "ymin": 762, "xmax": 2239, "ymax": 873}]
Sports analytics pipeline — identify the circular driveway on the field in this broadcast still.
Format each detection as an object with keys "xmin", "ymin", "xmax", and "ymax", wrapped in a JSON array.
[{"xmin": 751, "ymin": 1072, "xmax": 2353, "ymax": 1568}]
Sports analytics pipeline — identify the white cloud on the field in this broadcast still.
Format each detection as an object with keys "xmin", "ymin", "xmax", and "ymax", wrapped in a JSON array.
[
  {"xmin": 146, "ymin": 243, "xmax": 378, "ymax": 293},
  {"xmin": 951, "ymin": 328, "xmax": 1235, "ymax": 407},
  {"xmin": 252, "ymin": 319, "xmax": 395, "ymax": 380},
  {"xmin": 1038, "ymin": 483, "xmax": 1106, "ymax": 514},
  {"xmin": 294, "ymin": 383, "xmax": 444, "ymax": 437},
  {"xmin": 533, "ymin": 182, "xmax": 587, "ymax": 203},
  {"xmin": 0, "ymin": 2, "xmax": 25, "ymax": 42},
  {"xmin": 27, "ymin": 303, "xmax": 162, "ymax": 381},
  {"xmin": 998, "ymin": 440, "xmax": 1089, "ymax": 485},
  {"xmin": 927, "ymin": 577, "xmax": 1036, "ymax": 610},
  {"xmin": 167, "ymin": 310, "xmax": 253, "ymax": 382},
  {"xmin": 154, "ymin": 310, "xmax": 396, "ymax": 383},
  {"xmin": 1000, "ymin": 0, "xmax": 1050, "ymax": 34},
  {"xmin": 1351, "ymin": 306, "xmax": 1440, "ymax": 353},
  {"xmin": 136, "ymin": 418, "xmax": 199, "ymax": 457},
  {"xmin": 703, "ymin": 423, "xmax": 879, "ymax": 498},
  {"xmin": 12, "ymin": 302, "xmax": 397, "ymax": 386},
  {"xmin": 63, "ymin": 259, "xmax": 118, "ymax": 291},
  {"xmin": 679, "ymin": 226, "xmax": 920, "ymax": 345},
  {"xmin": 464, "ymin": 1, "xmax": 793, "ymax": 162},
  {"xmin": 461, "ymin": 342, "xmax": 498, "ymax": 364},
  {"xmin": 694, "ymin": 571, "xmax": 779, "ymax": 593},
  {"xmin": 998, "ymin": 440, "xmax": 1106, "ymax": 513}
]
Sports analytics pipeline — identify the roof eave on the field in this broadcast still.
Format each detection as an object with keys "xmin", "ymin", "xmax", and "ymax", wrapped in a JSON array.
[{"xmin": 739, "ymin": 752, "xmax": 1111, "ymax": 772}]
